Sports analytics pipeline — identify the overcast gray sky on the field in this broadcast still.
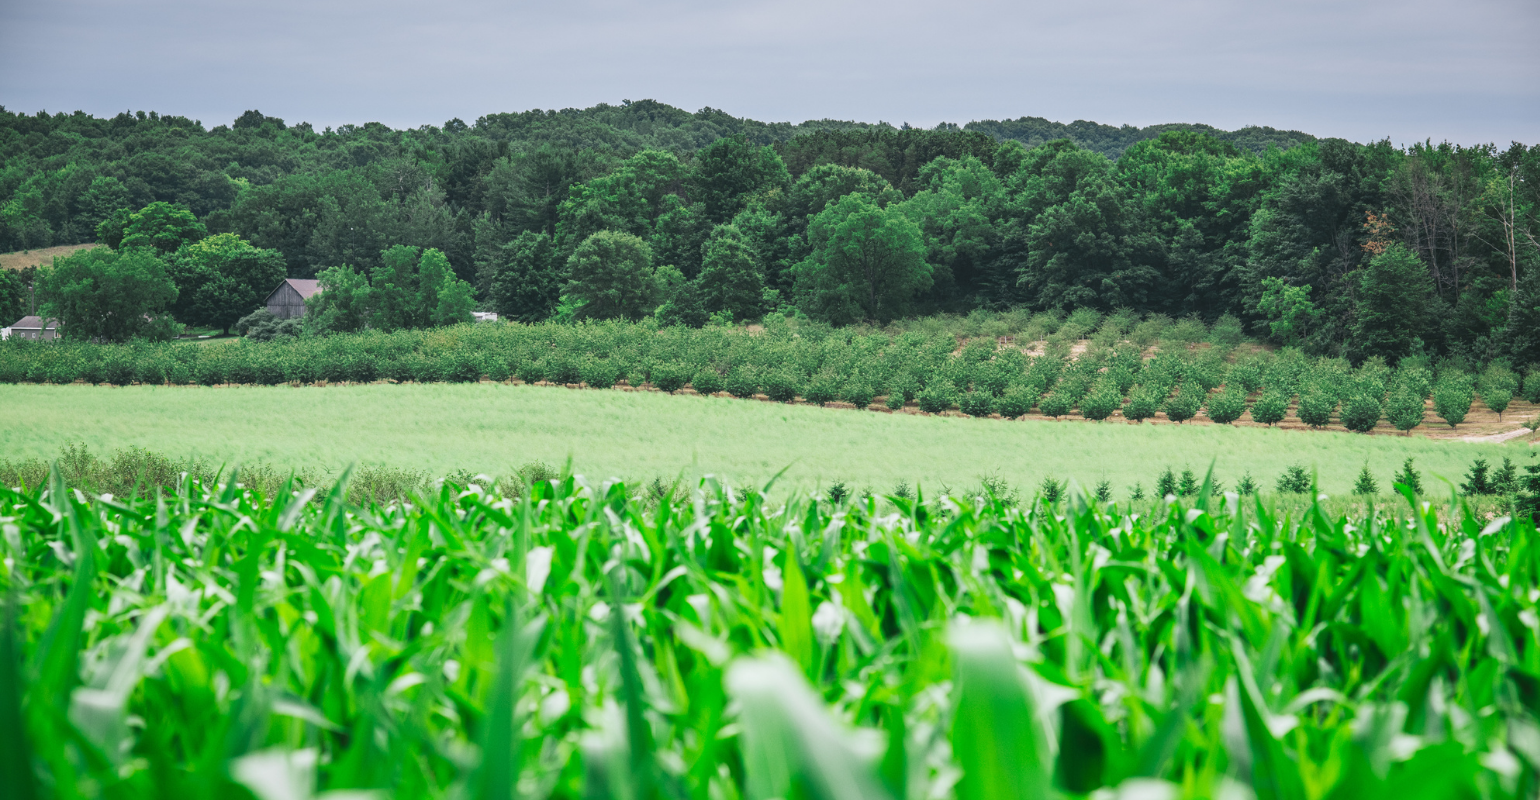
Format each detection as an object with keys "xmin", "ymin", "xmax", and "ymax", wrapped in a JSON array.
[{"xmin": 2, "ymin": 0, "xmax": 1536, "ymax": 146}]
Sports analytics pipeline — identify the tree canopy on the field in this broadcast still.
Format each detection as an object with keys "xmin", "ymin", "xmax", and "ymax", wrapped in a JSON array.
[{"xmin": 2, "ymin": 101, "xmax": 1537, "ymax": 366}]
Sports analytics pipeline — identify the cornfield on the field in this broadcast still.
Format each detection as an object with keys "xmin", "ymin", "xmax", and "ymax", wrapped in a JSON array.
[{"xmin": 5, "ymin": 466, "xmax": 1540, "ymax": 798}]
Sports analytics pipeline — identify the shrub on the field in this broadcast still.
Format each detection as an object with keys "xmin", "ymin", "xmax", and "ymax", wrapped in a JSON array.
[
  {"xmin": 1433, "ymin": 375, "xmax": 1474, "ymax": 427},
  {"xmin": 1204, "ymin": 385, "xmax": 1247, "ymax": 425},
  {"xmin": 804, "ymin": 371, "xmax": 841, "ymax": 406},
  {"xmin": 1276, "ymin": 465, "xmax": 1312, "ymax": 494},
  {"xmin": 651, "ymin": 362, "xmax": 691, "ymax": 393},
  {"xmin": 1339, "ymin": 393, "xmax": 1382, "ymax": 433},
  {"xmin": 916, "ymin": 382, "xmax": 955, "ymax": 414},
  {"xmin": 1078, "ymin": 382, "xmax": 1120, "ymax": 422},
  {"xmin": 1524, "ymin": 369, "xmax": 1540, "ymax": 404},
  {"xmin": 761, "ymin": 369, "xmax": 802, "ymax": 403},
  {"xmin": 1162, "ymin": 382, "xmax": 1204, "ymax": 424},
  {"xmin": 959, "ymin": 391, "xmax": 994, "ymax": 418},
  {"xmin": 1297, "ymin": 391, "xmax": 1335, "ymax": 428},
  {"xmin": 691, "ymin": 368, "xmax": 724, "ymax": 396},
  {"xmin": 1038, "ymin": 391, "xmax": 1072, "ymax": 419},
  {"xmin": 995, "ymin": 384, "xmax": 1035, "ymax": 419},
  {"xmin": 724, "ymin": 365, "xmax": 759, "ymax": 398},
  {"xmin": 1385, "ymin": 387, "xmax": 1424, "ymax": 434},
  {"xmin": 841, "ymin": 380, "xmax": 874, "ymax": 409},
  {"xmin": 884, "ymin": 389, "xmax": 906, "ymax": 410}
]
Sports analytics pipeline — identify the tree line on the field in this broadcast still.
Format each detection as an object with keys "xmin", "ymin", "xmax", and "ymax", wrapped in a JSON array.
[{"xmin": 2, "ymin": 100, "xmax": 1536, "ymax": 369}]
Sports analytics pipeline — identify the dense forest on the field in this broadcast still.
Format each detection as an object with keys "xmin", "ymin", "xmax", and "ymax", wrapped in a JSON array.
[{"xmin": 2, "ymin": 99, "xmax": 1536, "ymax": 367}]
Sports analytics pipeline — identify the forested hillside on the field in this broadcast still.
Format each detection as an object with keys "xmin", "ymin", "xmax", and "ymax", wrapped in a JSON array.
[{"xmin": 2, "ymin": 99, "xmax": 1537, "ymax": 367}]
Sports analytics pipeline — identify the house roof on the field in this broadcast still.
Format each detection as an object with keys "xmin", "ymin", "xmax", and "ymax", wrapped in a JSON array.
[
  {"xmin": 283, "ymin": 278, "xmax": 323, "ymax": 299},
  {"xmin": 10, "ymin": 316, "xmax": 59, "ymax": 330}
]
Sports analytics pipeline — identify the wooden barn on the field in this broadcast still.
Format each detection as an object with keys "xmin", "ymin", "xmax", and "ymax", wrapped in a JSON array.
[
  {"xmin": 5, "ymin": 315, "xmax": 61, "ymax": 340},
  {"xmin": 265, "ymin": 279, "xmax": 322, "ymax": 319}
]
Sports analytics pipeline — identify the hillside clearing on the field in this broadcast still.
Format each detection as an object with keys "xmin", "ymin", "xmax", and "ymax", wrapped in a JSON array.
[{"xmin": 0, "ymin": 242, "xmax": 99, "ymax": 270}]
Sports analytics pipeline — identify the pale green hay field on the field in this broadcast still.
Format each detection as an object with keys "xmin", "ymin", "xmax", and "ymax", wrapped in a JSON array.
[{"xmin": 0, "ymin": 383, "xmax": 1530, "ymax": 496}]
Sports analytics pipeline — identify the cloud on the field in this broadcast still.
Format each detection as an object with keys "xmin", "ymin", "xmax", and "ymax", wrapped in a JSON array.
[{"xmin": 2, "ymin": 0, "xmax": 1536, "ymax": 144}]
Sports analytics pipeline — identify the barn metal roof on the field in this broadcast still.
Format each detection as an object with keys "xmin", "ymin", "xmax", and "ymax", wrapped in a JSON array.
[
  {"xmin": 282, "ymin": 279, "xmax": 322, "ymax": 298},
  {"xmin": 9, "ymin": 315, "xmax": 59, "ymax": 330}
]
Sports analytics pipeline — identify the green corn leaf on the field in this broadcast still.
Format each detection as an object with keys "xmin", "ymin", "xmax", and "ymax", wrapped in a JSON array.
[
  {"xmin": 725, "ymin": 654, "xmax": 890, "ymax": 800},
  {"xmin": 948, "ymin": 620, "xmax": 1048, "ymax": 800},
  {"xmin": 779, "ymin": 546, "xmax": 814, "ymax": 673},
  {"xmin": 0, "ymin": 593, "xmax": 36, "ymax": 800}
]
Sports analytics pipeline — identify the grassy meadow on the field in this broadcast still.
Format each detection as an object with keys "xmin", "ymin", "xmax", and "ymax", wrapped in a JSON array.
[{"xmin": 1, "ymin": 382, "xmax": 1529, "ymax": 496}]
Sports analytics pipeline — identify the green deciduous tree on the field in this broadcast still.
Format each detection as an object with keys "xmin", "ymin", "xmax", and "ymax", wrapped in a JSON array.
[
  {"xmin": 1351, "ymin": 243, "xmax": 1433, "ymax": 363},
  {"xmin": 0, "ymin": 270, "xmax": 24, "ymax": 324},
  {"xmin": 303, "ymin": 265, "xmax": 374, "ymax": 335},
  {"xmin": 1203, "ymin": 383, "xmax": 1247, "ymax": 425},
  {"xmin": 1249, "ymin": 389, "xmax": 1289, "ymax": 426},
  {"xmin": 564, "ymin": 231, "xmax": 656, "ymax": 320},
  {"xmin": 118, "ymin": 202, "xmax": 206, "ymax": 255},
  {"xmin": 1257, "ymin": 278, "xmax": 1319, "ymax": 346},
  {"xmin": 167, "ymin": 233, "xmax": 287, "ymax": 334},
  {"xmin": 792, "ymin": 194, "xmax": 930, "ymax": 324},
  {"xmin": 692, "ymin": 135, "xmax": 790, "ymax": 224},
  {"xmin": 38, "ymin": 247, "xmax": 178, "ymax": 342},
  {"xmin": 1385, "ymin": 387, "xmax": 1425, "ymax": 434},
  {"xmin": 1339, "ymin": 393, "xmax": 1382, "ymax": 433},
  {"xmin": 697, "ymin": 224, "xmax": 764, "ymax": 323},
  {"xmin": 1162, "ymin": 381, "xmax": 1204, "ymax": 423},
  {"xmin": 1433, "ymin": 373, "xmax": 1474, "ymax": 427},
  {"xmin": 489, "ymin": 231, "xmax": 562, "ymax": 323}
]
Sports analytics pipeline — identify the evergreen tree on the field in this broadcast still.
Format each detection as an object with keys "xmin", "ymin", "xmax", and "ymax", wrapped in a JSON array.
[
  {"xmin": 1393, "ymin": 458, "xmax": 1424, "ymax": 495},
  {"xmin": 1353, "ymin": 464, "xmax": 1379, "ymax": 496},
  {"xmin": 1156, "ymin": 468, "xmax": 1177, "ymax": 498},
  {"xmin": 1519, "ymin": 456, "xmax": 1540, "ymax": 523},
  {"xmin": 1177, "ymin": 469, "xmax": 1199, "ymax": 497},
  {"xmin": 1276, "ymin": 465, "xmax": 1312, "ymax": 494},
  {"xmin": 1461, "ymin": 459, "xmax": 1494, "ymax": 496},
  {"xmin": 1494, "ymin": 457, "xmax": 1520, "ymax": 495},
  {"xmin": 1237, "ymin": 472, "xmax": 1259, "ymax": 495}
]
